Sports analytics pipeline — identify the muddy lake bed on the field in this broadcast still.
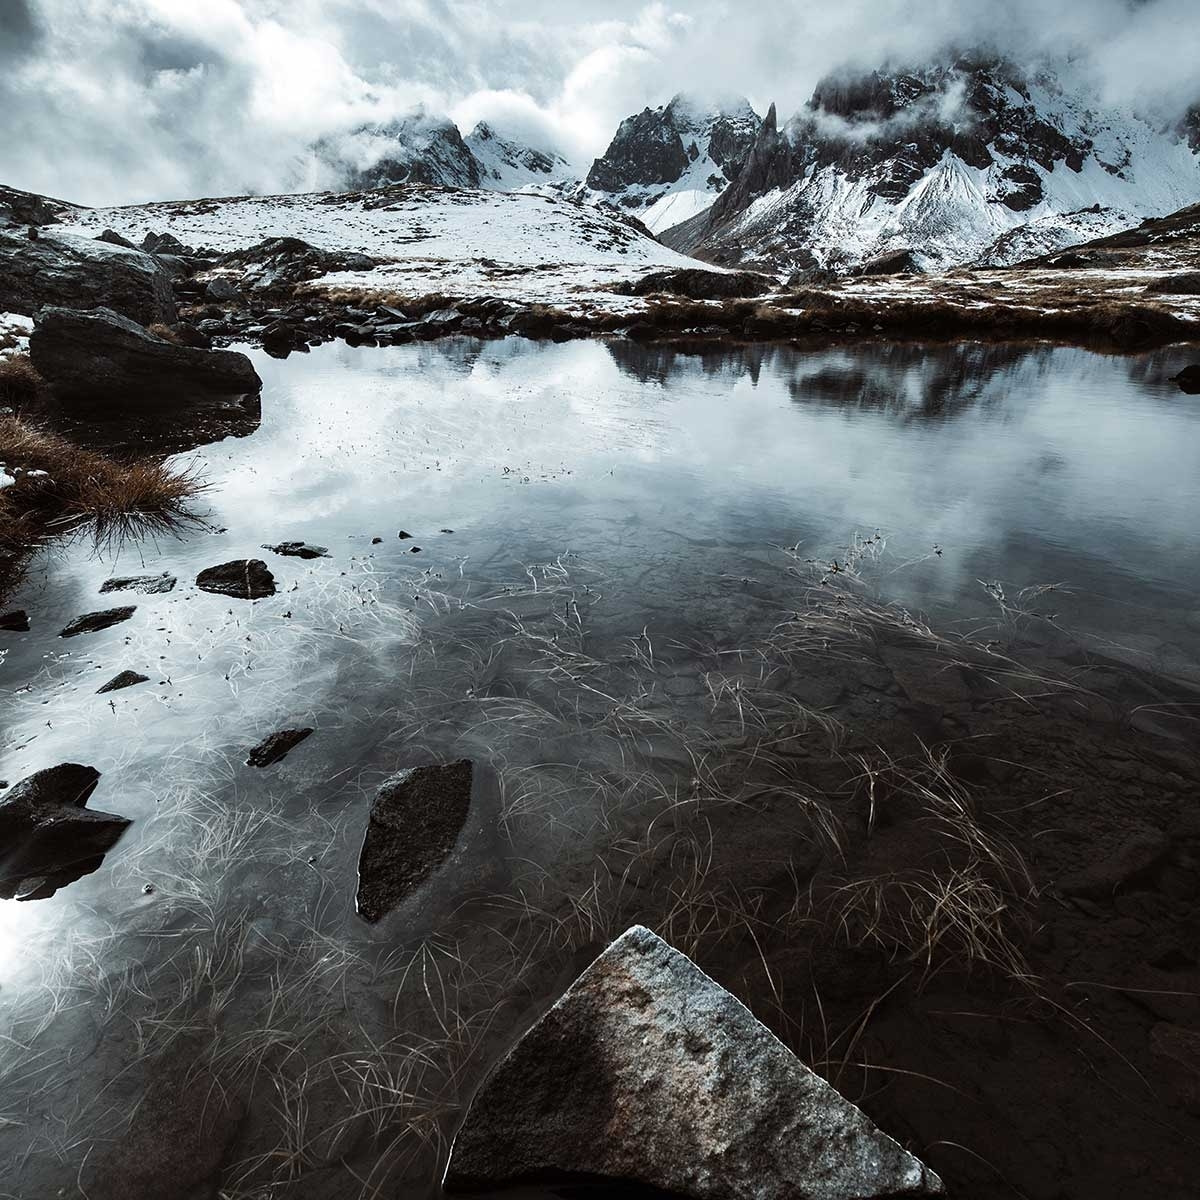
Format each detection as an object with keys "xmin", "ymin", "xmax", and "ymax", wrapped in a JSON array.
[{"xmin": 2, "ymin": 336, "xmax": 1200, "ymax": 1199}]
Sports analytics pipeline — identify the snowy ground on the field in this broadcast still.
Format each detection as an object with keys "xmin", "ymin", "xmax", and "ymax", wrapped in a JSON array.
[
  {"xmin": 52, "ymin": 185, "xmax": 714, "ymax": 315},
  {"xmin": 0, "ymin": 312, "xmax": 33, "ymax": 359}
]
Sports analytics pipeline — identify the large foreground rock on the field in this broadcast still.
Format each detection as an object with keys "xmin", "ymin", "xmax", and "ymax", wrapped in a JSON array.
[
  {"xmin": 0, "ymin": 226, "xmax": 175, "ymax": 325},
  {"xmin": 0, "ymin": 764, "xmax": 130, "ymax": 900},
  {"xmin": 29, "ymin": 306, "xmax": 261, "ymax": 401},
  {"xmin": 444, "ymin": 925, "xmax": 943, "ymax": 1199},
  {"xmin": 357, "ymin": 760, "xmax": 473, "ymax": 923}
]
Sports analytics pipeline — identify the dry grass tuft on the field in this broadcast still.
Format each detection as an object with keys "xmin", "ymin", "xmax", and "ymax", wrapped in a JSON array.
[
  {"xmin": 147, "ymin": 322, "xmax": 183, "ymax": 345},
  {"xmin": 0, "ymin": 412, "xmax": 208, "ymax": 573},
  {"xmin": 0, "ymin": 354, "xmax": 47, "ymax": 408}
]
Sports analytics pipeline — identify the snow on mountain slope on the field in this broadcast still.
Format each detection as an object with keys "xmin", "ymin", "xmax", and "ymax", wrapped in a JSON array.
[
  {"xmin": 574, "ymin": 94, "xmax": 760, "ymax": 233},
  {"xmin": 465, "ymin": 122, "xmax": 572, "ymax": 190},
  {"xmin": 51, "ymin": 185, "xmax": 711, "ymax": 313},
  {"xmin": 313, "ymin": 107, "xmax": 481, "ymax": 190},
  {"xmin": 664, "ymin": 55, "xmax": 1200, "ymax": 272}
]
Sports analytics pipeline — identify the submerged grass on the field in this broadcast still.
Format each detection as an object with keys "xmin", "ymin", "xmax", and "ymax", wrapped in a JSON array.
[{"xmin": 0, "ymin": 533, "xmax": 1153, "ymax": 1198}]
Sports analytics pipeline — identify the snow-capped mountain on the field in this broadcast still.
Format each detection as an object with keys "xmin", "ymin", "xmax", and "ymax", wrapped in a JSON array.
[
  {"xmin": 575, "ymin": 94, "xmax": 760, "ymax": 233},
  {"xmin": 662, "ymin": 54, "xmax": 1200, "ymax": 272},
  {"xmin": 465, "ymin": 122, "xmax": 572, "ymax": 189},
  {"xmin": 315, "ymin": 107, "xmax": 482, "ymax": 191}
]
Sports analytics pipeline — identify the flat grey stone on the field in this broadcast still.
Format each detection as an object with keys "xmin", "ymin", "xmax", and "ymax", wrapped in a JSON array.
[{"xmin": 444, "ymin": 925, "xmax": 943, "ymax": 1199}]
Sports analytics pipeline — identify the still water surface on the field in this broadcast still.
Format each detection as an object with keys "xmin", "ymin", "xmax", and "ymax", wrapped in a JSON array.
[{"xmin": 1, "ymin": 337, "xmax": 1199, "ymax": 1194}]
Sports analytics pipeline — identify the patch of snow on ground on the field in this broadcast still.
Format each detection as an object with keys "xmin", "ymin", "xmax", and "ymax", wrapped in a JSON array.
[{"xmin": 52, "ymin": 187, "xmax": 713, "ymax": 312}]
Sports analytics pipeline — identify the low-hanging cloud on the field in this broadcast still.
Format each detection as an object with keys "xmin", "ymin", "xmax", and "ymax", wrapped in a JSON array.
[{"xmin": 1, "ymin": 0, "xmax": 1196, "ymax": 207}]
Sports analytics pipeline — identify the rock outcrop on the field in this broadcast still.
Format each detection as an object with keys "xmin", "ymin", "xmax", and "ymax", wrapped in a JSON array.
[
  {"xmin": 357, "ymin": 760, "xmax": 474, "ymax": 923},
  {"xmin": 29, "ymin": 306, "xmax": 261, "ymax": 402},
  {"xmin": 0, "ymin": 764, "xmax": 130, "ymax": 900},
  {"xmin": 0, "ymin": 227, "xmax": 175, "ymax": 325},
  {"xmin": 444, "ymin": 925, "xmax": 944, "ymax": 1199}
]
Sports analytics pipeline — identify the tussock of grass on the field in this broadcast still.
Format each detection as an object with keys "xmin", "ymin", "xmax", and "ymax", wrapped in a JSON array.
[
  {"xmin": 0, "ymin": 411, "xmax": 208, "ymax": 585},
  {"xmin": 0, "ymin": 354, "xmax": 47, "ymax": 408},
  {"xmin": 147, "ymin": 322, "xmax": 183, "ymax": 345}
]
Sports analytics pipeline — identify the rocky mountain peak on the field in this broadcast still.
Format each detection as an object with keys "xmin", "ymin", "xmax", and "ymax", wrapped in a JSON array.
[
  {"xmin": 663, "ymin": 50, "xmax": 1200, "ymax": 273},
  {"xmin": 315, "ymin": 106, "xmax": 481, "ymax": 191},
  {"xmin": 465, "ymin": 121, "xmax": 570, "ymax": 188}
]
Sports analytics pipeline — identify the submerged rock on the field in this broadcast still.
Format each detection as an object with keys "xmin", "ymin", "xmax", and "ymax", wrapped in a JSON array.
[
  {"xmin": 1172, "ymin": 364, "xmax": 1200, "ymax": 394},
  {"xmin": 196, "ymin": 559, "xmax": 276, "ymax": 600},
  {"xmin": 444, "ymin": 925, "xmax": 944, "ymax": 1199},
  {"xmin": 357, "ymin": 760, "xmax": 473, "ymax": 923},
  {"xmin": 29, "ymin": 306, "xmax": 261, "ymax": 402},
  {"xmin": 0, "ymin": 609, "xmax": 30, "ymax": 631},
  {"xmin": 262, "ymin": 541, "xmax": 329, "ymax": 560},
  {"xmin": 97, "ymin": 670, "xmax": 150, "ymax": 694},
  {"xmin": 246, "ymin": 727, "xmax": 313, "ymax": 768},
  {"xmin": 0, "ymin": 764, "xmax": 130, "ymax": 900},
  {"xmin": 99, "ymin": 571, "xmax": 177, "ymax": 594},
  {"xmin": 0, "ymin": 226, "xmax": 175, "ymax": 325},
  {"xmin": 60, "ymin": 606, "xmax": 136, "ymax": 638}
]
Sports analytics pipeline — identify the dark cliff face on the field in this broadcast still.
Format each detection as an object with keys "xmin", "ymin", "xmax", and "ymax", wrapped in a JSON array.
[
  {"xmin": 587, "ymin": 108, "xmax": 693, "ymax": 191},
  {"xmin": 585, "ymin": 94, "xmax": 758, "ymax": 194}
]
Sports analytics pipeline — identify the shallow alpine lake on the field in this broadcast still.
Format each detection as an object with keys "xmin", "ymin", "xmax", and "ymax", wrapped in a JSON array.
[{"xmin": 2, "ymin": 336, "xmax": 1200, "ymax": 1199}]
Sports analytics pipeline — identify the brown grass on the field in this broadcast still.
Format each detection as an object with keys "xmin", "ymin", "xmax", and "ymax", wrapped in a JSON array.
[
  {"xmin": 147, "ymin": 322, "xmax": 183, "ymax": 345},
  {"xmin": 0, "ymin": 355, "xmax": 47, "ymax": 408},
  {"xmin": 0, "ymin": 412, "xmax": 208, "ymax": 591}
]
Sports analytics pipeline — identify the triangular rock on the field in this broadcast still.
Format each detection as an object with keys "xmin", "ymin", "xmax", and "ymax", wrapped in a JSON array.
[
  {"xmin": 444, "ymin": 925, "xmax": 943, "ymax": 1199},
  {"xmin": 356, "ymin": 760, "xmax": 473, "ymax": 923}
]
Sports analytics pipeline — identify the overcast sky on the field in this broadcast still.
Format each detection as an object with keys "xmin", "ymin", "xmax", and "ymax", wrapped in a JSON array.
[{"xmin": 1, "ymin": 0, "xmax": 1196, "ymax": 207}]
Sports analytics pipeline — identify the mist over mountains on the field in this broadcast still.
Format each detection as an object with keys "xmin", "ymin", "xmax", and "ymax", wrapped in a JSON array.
[{"xmin": 2, "ymin": 1, "xmax": 1199, "ymax": 208}]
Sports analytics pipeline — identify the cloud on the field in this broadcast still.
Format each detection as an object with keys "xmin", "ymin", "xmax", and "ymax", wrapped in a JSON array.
[{"xmin": 0, "ymin": 0, "xmax": 1196, "ymax": 206}]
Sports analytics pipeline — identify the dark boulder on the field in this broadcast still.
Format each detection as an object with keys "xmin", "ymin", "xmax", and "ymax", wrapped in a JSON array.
[
  {"xmin": 205, "ymin": 277, "xmax": 240, "ymax": 302},
  {"xmin": 0, "ymin": 609, "xmax": 29, "ymax": 631},
  {"xmin": 217, "ymin": 237, "xmax": 379, "ymax": 293},
  {"xmin": 0, "ymin": 764, "xmax": 130, "ymax": 900},
  {"xmin": 627, "ymin": 267, "xmax": 774, "ymax": 299},
  {"xmin": 262, "ymin": 541, "xmax": 329, "ymax": 560},
  {"xmin": 60, "ymin": 606, "xmax": 136, "ymax": 638},
  {"xmin": 97, "ymin": 670, "xmax": 150, "ymax": 694},
  {"xmin": 1173, "ymin": 364, "xmax": 1200, "ymax": 394},
  {"xmin": 1146, "ymin": 272, "xmax": 1200, "ymax": 295},
  {"xmin": 856, "ymin": 248, "xmax": 920, "ymax": 276},
  {"xmin": 357, "ymin": 760, "xmax": 473, "ymax": 923},
  {"xmin": 140, "ymin": 231, "xmax": 193, "ymax": 256},
  {"xmin": 100, "ymin": 572, "xmax": 176, "ymax": 594},
  {"xmin": 0, "ymin": 227, "xmax": 175, "ymax": 325},
  {"xmin": 196, "ymin": 559, "xmax": 276, "ymax": 600},
  {"xmin": 95, "ymin": 229, "xmax": 138, "ymax": 250},
  {"xmin": 169, "ymin": 323, "xmax": 213, "ymax": 350},
  {"xmin": 246, "ymin": 727, "xmax": 313, "ymax": 768},
  {"xmin": 444, "ymin": 925, "xmax": 944, "ymax": 1198},
  {"xmin": 29, "ymin": 306, "xmax": 261, "ymax": 402},
  {"xmin": 0, "ymin": 185, "xmax": 63, "ymax": 228}
]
